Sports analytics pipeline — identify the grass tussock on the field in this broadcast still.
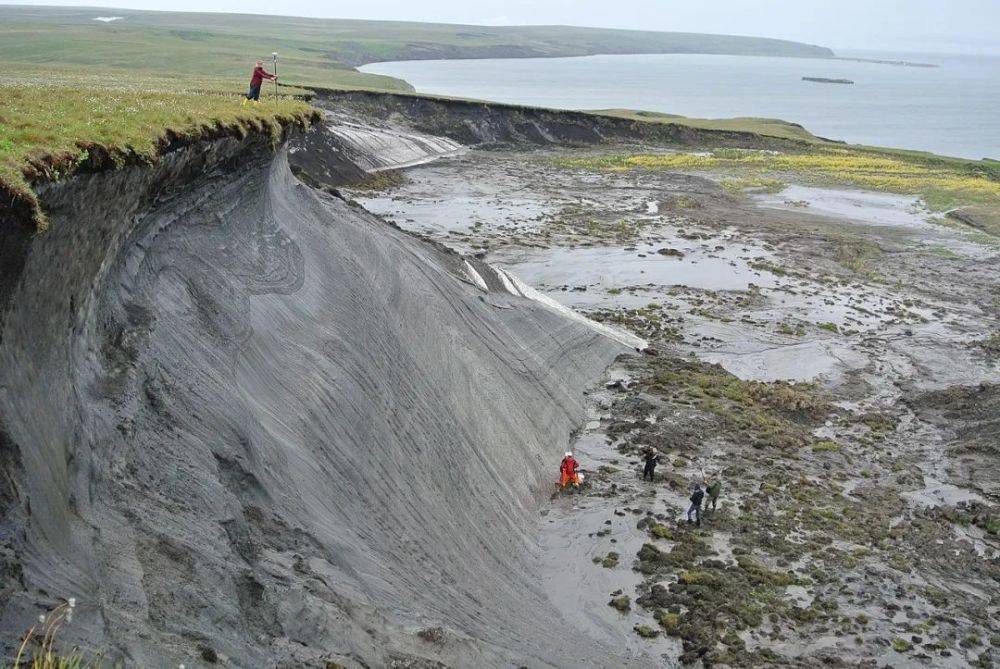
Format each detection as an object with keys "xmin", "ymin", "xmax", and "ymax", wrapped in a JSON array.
[
  {"xmin": 0, "ymin": 77, "xmax": 318, "ymax": 230},
  {"xmin": 6, "ymin": 601, "xmax": 98, "ymax": 669},
  {"xmin": 720, "ymin": 176, "xmax": 787, "ymax": 194},
  {"xmin": 978, "ymin": 332, "xmax": 1000, "ymax": 355},
  {"xmin": 554, "ymin": 147, "xmax": 1000, "ymax": 214},
  {"xmin": 834, "ymin": 238, "xmax": 883, "ymax": 278}
]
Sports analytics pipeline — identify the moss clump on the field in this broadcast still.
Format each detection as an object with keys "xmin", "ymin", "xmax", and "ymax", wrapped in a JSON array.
[
  {"xmin": 601, "ymin": 551, "xmax": 621, "ymax": 568},
  {"xmin": 609, "ymin": 595, "xmax": 631, "ymax": 612},
  {"xmin": 633, "ymin": 624, "xmax": 660, "ymax": 638},
  {"xmin": 636, "ymin": 538, "xmax": 712, "ymax": 575},
  {"xmin": 979, "ymin": 333, "xmax": 1000, "ymax": 354},
  {"xmin": 892, "ymin": 638, "xmax": 913, "ymax": 652},
  {"xmin": 646, "ymin": 358, "xmax": 831, "ymax": 449},
  {"xmin": 960, "ymin": 633, "xmax": 981, "ymax": 649},
  {"xmin": 659, "ymin": 612, "xmax": 681, "ymax": 634},
  {"xmin": 778, "ymin": 321, "xmax": 807, "ymax": 336},
  {"xmin": 857, "ymin": 412, "xmax": 900, "ymax": 434},
  {"xmin": 812, "ymin": 440, "xmax": 841, "ymax": 452},
  {"xmin": 650, "ymin": 523, "xmax": 676, "ymax": 540},
  {"xmin": 678, "ymin": 570, "xmax": 720, "ymax": 586},
  {"xmin": 835, "ymin": 239, "xmax": 883, "ymax": 278}
]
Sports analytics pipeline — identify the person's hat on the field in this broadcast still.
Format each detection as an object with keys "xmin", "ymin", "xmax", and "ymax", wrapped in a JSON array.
[{"xmin": 565, "ymin": 451, "xmax": 572, "ymax": 457}]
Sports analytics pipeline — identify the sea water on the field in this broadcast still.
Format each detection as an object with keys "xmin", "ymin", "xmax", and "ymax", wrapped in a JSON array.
[{"xmin": 361, "ymin": 51, "xmax": 1000, "ymax": 159}]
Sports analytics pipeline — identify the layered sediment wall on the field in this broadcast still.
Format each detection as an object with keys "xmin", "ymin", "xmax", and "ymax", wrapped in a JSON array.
[
  {"xmin": 317, "ymin": 90, "xmax": 814, "ymax": 150},
  {"xmin": 0, "ymin": 122, "xmax": 636, "ymax": 666}
]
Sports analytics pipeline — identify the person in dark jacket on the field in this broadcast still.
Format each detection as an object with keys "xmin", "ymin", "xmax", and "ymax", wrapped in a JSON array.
[
  {"xmin": 244, "ymin": 60, "xmax": 277, "ymax": 104},
  {"xmin": 687, "ymin": 482, "xmax": 704, "ymax": 526},
  {"xmin": 642, "ymin": 449, "xmax": 660, "ymax": 481}
]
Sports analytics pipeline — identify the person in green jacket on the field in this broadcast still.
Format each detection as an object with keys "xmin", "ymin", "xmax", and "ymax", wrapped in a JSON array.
[{"xmin": 704, "ymin": 476, "xmax": 722, "ymax": 512}]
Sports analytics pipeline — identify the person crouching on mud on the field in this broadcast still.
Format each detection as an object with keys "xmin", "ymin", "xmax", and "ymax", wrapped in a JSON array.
[
  {"xmin": 243, "ymin": 60, "xmax": 276, "ymax": 104},
  {"xmin": 560, "ymin": 451, "xmax": 580, "ymax": 488}
]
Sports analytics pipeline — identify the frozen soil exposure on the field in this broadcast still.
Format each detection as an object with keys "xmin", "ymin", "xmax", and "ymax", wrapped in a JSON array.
[{"xmin": 0, "ymin": 126, "xmax": 642, "ymax": 667}]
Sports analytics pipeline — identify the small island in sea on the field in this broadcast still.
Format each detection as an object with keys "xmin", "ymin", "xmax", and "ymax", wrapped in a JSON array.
[{"xmin": 802, "ymin": 76, "xmax": 855, "ymax": 84}]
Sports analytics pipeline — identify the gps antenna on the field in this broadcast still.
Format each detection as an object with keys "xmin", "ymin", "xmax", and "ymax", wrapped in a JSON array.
[{"xmin": 272, "ymin": 52, "xmax": 279, "ymax": 104}]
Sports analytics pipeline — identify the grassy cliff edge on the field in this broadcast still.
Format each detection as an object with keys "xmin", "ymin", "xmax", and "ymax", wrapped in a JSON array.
[{"xmin": 0, "ymin": 75, "xmax": 318, "ymax": 230}]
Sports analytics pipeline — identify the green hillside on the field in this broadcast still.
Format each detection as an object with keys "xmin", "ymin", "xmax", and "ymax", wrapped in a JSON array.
[{"xmin": 0, "ymin": 5, "xmax": 834, "ymax": 91}]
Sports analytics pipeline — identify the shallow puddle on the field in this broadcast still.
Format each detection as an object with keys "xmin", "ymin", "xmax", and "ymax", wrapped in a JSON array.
[
  {"xmin": 755, "ymin": 185, "xmax": 933, "ymax": 230},
  {"xmin": 490, "ymin": 241, "xmax": 780, "ymax": 309},
  {"xmin": 697, "ymin": 331, "xmax": 868, "ymax": 382},
  {"xmin": 901, "ymin": 478, "xmax": 985, "ymax": 508}
]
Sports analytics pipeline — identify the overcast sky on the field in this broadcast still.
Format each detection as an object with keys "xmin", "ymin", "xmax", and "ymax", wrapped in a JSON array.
[{"xmin": 12, "ymin": 0, "xmax": 1000, "ymax": 54}]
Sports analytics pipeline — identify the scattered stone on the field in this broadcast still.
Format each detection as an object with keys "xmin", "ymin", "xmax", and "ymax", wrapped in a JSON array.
[{"xmin": 656, "ymin": 248, "xmax": 685, "ymax": 258}]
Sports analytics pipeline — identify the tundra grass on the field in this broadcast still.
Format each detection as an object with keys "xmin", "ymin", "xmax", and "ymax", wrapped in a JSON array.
[
  {"xmin": 0, "ymin": 5, "xmax": 832, "ymax": 82},
  {"xmin": 0, "ymin": 74, "xmax": 318, "ymax": 230},
  {"xmin": 590, "ymin": 109, "xmax": 821, "ymax": 143},
  {"xmin": 554, "ymin": 147, "xmax": 1000, "ymax": 214}
]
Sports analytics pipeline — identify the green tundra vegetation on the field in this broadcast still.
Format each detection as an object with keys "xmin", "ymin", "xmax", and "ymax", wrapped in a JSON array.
[
  {"xmin": 0, "ymin": 5, "xmax": 833, "ymax": 92},
  {"xmin": 0, "ymin": 72, "xmax": 317, "ymax": 228},
  {"xmin": 554, "ymin": 146, "xmax": 1000, "ymax": 227}
]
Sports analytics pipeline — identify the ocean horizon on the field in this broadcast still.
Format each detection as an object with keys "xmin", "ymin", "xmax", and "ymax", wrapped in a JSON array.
[{"xmin": 361, "ymin": 50, "xmax": 1000, "ymax": 160}]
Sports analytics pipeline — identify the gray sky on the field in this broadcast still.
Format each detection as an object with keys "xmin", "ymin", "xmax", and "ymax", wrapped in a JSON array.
[{"xmin": 12, "ymin": 0, "xmax": 1000, "ymax": 54}]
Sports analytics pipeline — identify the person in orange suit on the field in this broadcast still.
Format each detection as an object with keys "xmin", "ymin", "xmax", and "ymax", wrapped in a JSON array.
[{"xmin": 560, "ymin": 451, "xmax": 580, "ymax": 488}]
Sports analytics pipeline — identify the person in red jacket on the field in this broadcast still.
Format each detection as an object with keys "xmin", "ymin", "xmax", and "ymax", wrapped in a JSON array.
[
  {"xmin": 243, "ymin": 60, "xmax": 276, "ymax": 104},
  {"xmin": 560, "ymin": 451, "xmax": 580, "ymax": 488}
]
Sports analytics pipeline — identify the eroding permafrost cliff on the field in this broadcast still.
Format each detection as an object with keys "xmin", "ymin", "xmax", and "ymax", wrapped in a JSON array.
[{"xmin": 0, "ymin": 127, "xmax": 639, "ymax": 667}]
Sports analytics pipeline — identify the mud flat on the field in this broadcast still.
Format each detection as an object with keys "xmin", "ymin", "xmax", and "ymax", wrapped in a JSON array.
[{"xmin": 348, "ymin": 119, "xmax": 1000, "ymax": 666}]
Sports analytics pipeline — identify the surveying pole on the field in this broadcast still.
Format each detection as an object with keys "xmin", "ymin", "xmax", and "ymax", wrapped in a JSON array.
[{"xmin": 272, "ymin": 52, "xmax": 279, "ymax": 104}]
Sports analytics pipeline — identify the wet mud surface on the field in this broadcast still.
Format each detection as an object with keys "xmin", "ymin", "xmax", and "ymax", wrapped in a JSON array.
[{"xmin": 352, "ymin": 147, "xmax": 1000, "ymax": 667}]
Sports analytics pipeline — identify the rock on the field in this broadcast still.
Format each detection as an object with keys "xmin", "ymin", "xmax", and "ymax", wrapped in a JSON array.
[
  {"xmin": 656, "ymin": 248, "xmax": 685, "ymax": 258},
  {"xmin": 418, "ymin": 627, "xmax": 446, "ymax": 644},
  {"xmin": 637, "ymin": 583, "xmax": 671, "ymax": 609},
  {"xmin": 802, "ymin": 76, "xmax": 854, "ymax": 84}
]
